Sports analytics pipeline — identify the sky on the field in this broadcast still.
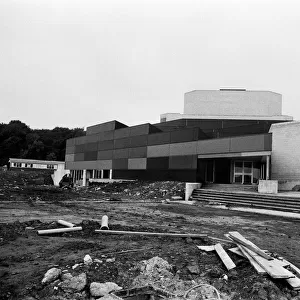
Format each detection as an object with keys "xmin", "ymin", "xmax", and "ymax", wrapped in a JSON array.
[{"xmin": 0, "ymin": 0, "xmax": 300, "ymax": 129}]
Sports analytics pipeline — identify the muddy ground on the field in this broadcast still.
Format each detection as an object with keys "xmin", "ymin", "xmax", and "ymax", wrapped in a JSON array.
[{"xmin": 1, "ymin": 171, "xmax": 300, "ymax": 300}]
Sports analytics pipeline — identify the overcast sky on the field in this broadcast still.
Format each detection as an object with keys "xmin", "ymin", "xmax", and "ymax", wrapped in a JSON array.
[{"xmin": 0, "ymin": 0, "xmax": 299, "ymax": 129}]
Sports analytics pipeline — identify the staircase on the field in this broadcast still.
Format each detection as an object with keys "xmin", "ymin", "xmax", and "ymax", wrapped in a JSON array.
[
  {"xmin": 191, "ymin": 188, "xmax": 300, "ymax": 213},
  {"xmin": 202, "ymin": 183, "xmax": 258, "ymax": 192}
]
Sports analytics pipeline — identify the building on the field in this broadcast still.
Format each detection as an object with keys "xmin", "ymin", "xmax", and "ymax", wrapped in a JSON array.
[
  {"xmin": 65, "ymin": 89, "xmax": 298, "ymax": 190},
  {"xmin": 9, "ymin": 158, "xmax": 69, "ymax": 186}
]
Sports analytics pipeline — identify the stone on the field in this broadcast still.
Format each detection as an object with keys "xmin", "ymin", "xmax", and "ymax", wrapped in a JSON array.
[
  {"xmin": 61, "ymin": 272, "xmax": 73, "ymax": 281},
  {"xmin": 187, "ymin": 264, "xmax": 200, "ymax": 275},
  {"xmin": 42, "ymin": 267, "xmax": 61, "ymax": 284},
  {"xmin": 60, "ymin": 272, "xmax": 87, "ymax": 292},
  {"xmin": 106, "ymin": 258, "xmax": 115, "ymax": 263},
  {"xmin": 84, "ymin": 254, "xmax": 93, "ymax": 265},
  {"xmin": 90, "ymin": 282, "xmax": 122, "ymax": 297}
]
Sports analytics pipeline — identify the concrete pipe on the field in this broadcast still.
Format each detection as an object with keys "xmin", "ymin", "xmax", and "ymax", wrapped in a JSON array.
[
  {"xmin": 38, "ymin": 227, "xmax": 82, "ymax": 235},
  {"xmin": 100, "ymin": 215, "xmax": 109, "ymax": 230},
  {"xmin": 57, "ymin": 220, "xmax": 75, "ymax": 228}
]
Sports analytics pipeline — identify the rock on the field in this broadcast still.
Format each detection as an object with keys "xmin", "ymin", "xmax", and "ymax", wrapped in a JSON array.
[
  {"xmin": 61, "ymin": 272, "xmax": 73, "ymax": 281},
  {"xmin": 106, "ymin": 258, "xmax": 115, "ymax": 263},
  {"xmin": 90, "ymin": 282, "xmax": 122, "ymax": 297},
  {"xmin": 42, "ymin": 267, "xmax": 61, "ymax": 284},
  {"xmin": 207, "ymin": 266, "xmax": 223, "ymax": 278},
  {"xmin": 187, "ymin": 264, "xmax": 200, "ymax": 275},
  {"xmin": 185, "ymin": 237, "xmax": 193, "ymax": 244},
  {"xmin": 251, "ymin": 281, "xmax": 288, "ymax": 300},
  {"xmin": 171, "ymin": 196, "xmax": 182, "ymax": 200},
  {"xmin": 84, "ymin": 254, "xmax": 93, "ymax": 265},
  {"xmin": 72, "ymin": 263, "xmax": 80, "ymax": 269},
  {"xmin": 60, "ymin": 272, "xmax": 87, "ymax": 292},
  {"xmin": 94, "ymin": 259, "xmax": 103, "ymax": 263}
]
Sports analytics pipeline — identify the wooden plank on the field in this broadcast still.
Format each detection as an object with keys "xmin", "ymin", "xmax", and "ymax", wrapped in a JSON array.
[
  {"xmin": 197, "ymin": 245, "xmax": 215, "ymax": 252},
  {"xmin": 241, "ymin": 245, "xmax": 295, "ymax": 279},
  {"xmin": 95, "ymin": 230, "xmax": 207, "ymax": 238},
  {"xmin": 286, "ymin": 277, "xmax": 300, "ymax": 290},
  {"xmin": 237, "ymin": 244, "xmax": 267, "ymax": 274},
  {"xmin": 228, "ymin": 231, "xmax": 273, "ymax": 260},
  {"xmin": 214, "ymin": 243, "xmax": 236, "ymax": 271},
  {"xmin": 228, "ymin": 247, "xmax": 245, "ymax": 258},
  {"xmin": 280, "ymin": 259, "xmax": 300, "ymax": 278}
]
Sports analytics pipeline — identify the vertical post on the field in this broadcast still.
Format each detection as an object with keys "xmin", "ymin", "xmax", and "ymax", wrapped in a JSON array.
[
  {"xmin": 266, "ymin": 155, "xmax": 270, "ymax": 180},
  {"xmin": 109, "ymin": 169, "xmax": 112, "ymax": 179},
  {"xmin": 92, "ymin": 170, "xmax": 95, "ymax": 179},
  {"xmin": 82, "ymin": 169, "xmax": 87, "ymax": 186},
  {"xmin": 101, "ymin": 170, "xmax": 104, "ymax": 179}
]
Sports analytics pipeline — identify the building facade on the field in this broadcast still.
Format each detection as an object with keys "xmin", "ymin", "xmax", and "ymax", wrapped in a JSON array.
[
  {"xmin": 65, "ymin": 89, "xmax": 298, "ymax": 189},
  {"xmin": 9, "ymin": 158, "xmax": 69, "ymax": 186}
]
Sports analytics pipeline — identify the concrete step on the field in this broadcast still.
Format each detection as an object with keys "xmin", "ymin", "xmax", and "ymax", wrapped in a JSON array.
[
  {"xmin": 191, "ymin": 194, "xmax": 300, "ymax": 207},
  {"xmin": 191, "ymin": 189, "xmax": 300, "ymax": 213}
]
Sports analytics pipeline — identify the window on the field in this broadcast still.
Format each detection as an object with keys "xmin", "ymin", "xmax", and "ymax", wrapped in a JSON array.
[
  {"xmin": 47, "ymin": 165, "xmax": 54, "ymax": 169},
  {"xmin": 25, "ymin": 163, "xmax": 33, "ymax": 168},
  {"xmin": 13, "ymin": 163, "xmax": 22, "ymax": 167}
]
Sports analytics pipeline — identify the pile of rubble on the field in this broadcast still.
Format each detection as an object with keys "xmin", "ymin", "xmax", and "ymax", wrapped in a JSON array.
[{"xmin": 88, "ymin": 181, "xmax": 185, "ymax": 200}]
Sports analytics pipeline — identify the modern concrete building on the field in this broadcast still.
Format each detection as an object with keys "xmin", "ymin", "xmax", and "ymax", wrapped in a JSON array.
[
  {"xmin": 9, "ymin": 158, "xmax": 69, "ymax": 186},
  {"xmin": 65, "ymin": 89, "xmax": 299, "ymax": 190}
]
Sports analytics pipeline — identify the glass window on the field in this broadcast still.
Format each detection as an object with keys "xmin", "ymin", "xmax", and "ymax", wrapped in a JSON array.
[
  {"xmin": 244, "ymin": 162, "xmax": 252, "ymax": 173},
  {"xmin": 244, "ymin": 175, "xmax": 252, "ymax": 184},
  {"xmin": 234, "ymin": 162, "xmax": 243, "ymax": 173},
  {"xmin": 234, "ymin": 175, "xmax": 243, "ymax": 183}
]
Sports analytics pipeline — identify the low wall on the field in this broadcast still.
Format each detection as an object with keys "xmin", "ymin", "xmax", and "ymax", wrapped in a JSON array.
[
  {"xmin": 185, "ymin": 182, "xmax": 202, "ymax": 200},
  {"xmin": 258, "ymin": 180, "xmax": 278, "ymax": 194}
]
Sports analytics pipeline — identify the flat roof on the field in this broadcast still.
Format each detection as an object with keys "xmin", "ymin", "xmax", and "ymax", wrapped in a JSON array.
[{"xmin": 9, "ymin": 158, "xmax": 65, "ymax": 165}]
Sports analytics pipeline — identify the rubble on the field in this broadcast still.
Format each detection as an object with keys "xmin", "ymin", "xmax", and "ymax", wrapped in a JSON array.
[
  {"xmin": 59, "ymin": 272, "xmax": 87, "ymax": 292},
  {"xmin": 42, "ymin": 267, "xmax": 61, "ymax": 284},
  {"xmin": 83, "ymin": 254, "xmax": 93, "ymax": 266},
  {"xmin": 89, "ymin": 282, "xmax": 122, "ymax": 297}
]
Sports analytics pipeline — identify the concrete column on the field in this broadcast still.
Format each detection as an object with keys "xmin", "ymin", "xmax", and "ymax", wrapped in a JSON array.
[
  {"xmin": 109, "ymin": 169, "xmax": 112, "ymax": 179},
  {"xmin": 82, "ymin": 169, "xmax": 87, "ymax": 186},
  {"xmin": 101, "ymin": 170, "xmax": 104, "ymax": 179},
  {"xmin": 185, "ymin": 183, "xmax": 202, "ymax": 201},
  {"xmin": 266, "ymin": 155, "xmax": 270, "ymax": 180},
  {"xmin": 92, "ymin": 170, "xmax": 95, "ymax": 179}
]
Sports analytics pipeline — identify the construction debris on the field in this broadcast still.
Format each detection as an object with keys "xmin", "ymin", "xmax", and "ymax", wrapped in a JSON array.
[
  {"xmin": 37, "ymin": 226, "xmax": 83, "ymax": 235},
  {"xmin": 95, "ymin": 229, "xmax": 207, "ymax": 238}
]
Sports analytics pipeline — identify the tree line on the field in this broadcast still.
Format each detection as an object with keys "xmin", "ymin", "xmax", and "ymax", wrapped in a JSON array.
[{"xmin": 0, "ymin": 120, "xmax": 85, "ymax": 166}]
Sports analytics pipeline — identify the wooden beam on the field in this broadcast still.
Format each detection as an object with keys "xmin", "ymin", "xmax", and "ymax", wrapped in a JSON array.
[
  {"xmin": 237, "ymin": 244, "xmax": 267, "ymax": 274},
  {"xmin": 241, "ymin": 245, "xmax": 295, "ymax": 279},
  {"xmin": 228, "ymin": 231, "xmax": 273, "ymax": 260},
  {"xmin": 95, "ymin": 230, "xmax": 207, "ymax": 238},
  {"xmin": 228, "ymin": 247, "xmax": 245, "ymax": 258},
  {"xmin": 214, "ymin": 243, "xmax": 236, "ymax": 271}
]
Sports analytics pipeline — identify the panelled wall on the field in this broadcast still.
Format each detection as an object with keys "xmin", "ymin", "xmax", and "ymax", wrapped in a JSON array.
[{"xmin": 65, "ymin": 119, "xmax": 275, "ymax": 182}]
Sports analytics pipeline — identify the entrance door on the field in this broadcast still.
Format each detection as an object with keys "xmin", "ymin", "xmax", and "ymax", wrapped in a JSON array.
[
  {"xmin": 234, "ymin": 161, "xmax": 253, "ymax": 184},
  {"xmin": 206, "ymin": 160, "xmax": 214, "ymax": 182}
]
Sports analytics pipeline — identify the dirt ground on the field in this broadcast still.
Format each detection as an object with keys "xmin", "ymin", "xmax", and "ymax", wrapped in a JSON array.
[{"xmin": 1, "ymin": 171, "xmax": 300, "ymax": 300}]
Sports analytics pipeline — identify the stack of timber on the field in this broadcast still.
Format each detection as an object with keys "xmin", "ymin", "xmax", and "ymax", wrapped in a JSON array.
[{"xmin": 226, "ymin": 231, "xmax": 300, "ymax": 290}]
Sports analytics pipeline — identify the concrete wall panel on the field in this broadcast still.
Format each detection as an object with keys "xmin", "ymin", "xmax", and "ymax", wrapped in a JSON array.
[
  {"xmin": 114, "ymin": 128, "xmax": 130, "ymax": 139},
  {"xmin": 84, "ymin": 151, "xmax": 98, "ymax": 161},
  {"xmin": 112, "ymin": 158, "xmax": 128, "ymax": 170},
  {"xmin": 86, "ymin": 135, "xmax": 100, "ymax": 143},
  {"xmin": 85, "ymin": 142, "xmax": 98, "ymax": 152},
  {"xmin": 170, "ymin": 141, "xmax": 197, "ymax": 156},
  {"xmin": 66, "ymin": 146, "xmax": 75, "ymax": 154},
  {"xmin": 113, "ymin": 148, "xmax": 129, "ymax": 159},
  {"xmin": 75, "ymin": 144, "xmax": 86, "ymax": 153},
  {"xmin": 230, "ymin": 135, "xmax": 265, "ymax": 152},
  {"xmin": 147, "ymin": 144, "xmax": 170, "ymax": 157},
  {"xmin": 74, "ymin": 153, "xmax": 85, "ymax": 161},
  {"xmin": 128, "ymin": 147, "xmax": 147, "ymax": 158},
  {"xmin": 128, "ymin": 158, "xmax": 147, "ymax": 169},
  {"xmin": 130, "ymin": 135, "xmax": 148, "ymax": 147},
  {"xmin": 147, "ymin": 157, "xmax": 169, "ymax": 169},
  {"xmin": 114, "ymin": 138, "xmax": 131, "ymax": 149},
  {"xmin": 98, "ymin": 140, "xmax": 114, "ymax": 151},
  {"xmin": 65, "ymin": 154, "xmax": 75, "ymax": 162},
  {"xmin": 74, "ymin": 136, "xmax": 87, "ymax": 145},
  {"xmin": 66, "ymin": 160, "xmax": 112, "ymax": 170},
  {"xmin": 66, "ymin": 138, "xmax": 76, "ymax": 147},
  {"xmin": 86, "ymin": 121, "xmax": 127, "ymax": 135},
  {"xmin": 170, "ymin": 128, "xmax": 199, "ymax": 143},
  {"xmin": 169, "ymin": 155, "xmax": 197, "ymax": 169},
  {"xmin": 197, "ymin": 138, "xmax": 231, "ymax": 154},
  {"xmin": 147, "ymin": 132, "xmax": 171, "ymax": 145},
  {"xmin": 97, "ymin": 150, "xmax": 113, "ymax": 160}
]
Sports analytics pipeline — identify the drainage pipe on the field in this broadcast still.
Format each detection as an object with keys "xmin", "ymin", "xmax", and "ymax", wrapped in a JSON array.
[
  {"xmin": 38, "ymin": 227, "xmax": 82, "ymax": 235},
  {"xmin": 100, "ymin": 215, "xmax": 109, "ymax": 230},
  {"xmin": 95, "ymin": 229, "xmax": 207, "ymax": 238},
  {"xmin": 57, "ymin": 220, "xmax": 75, "ymax": 228}
]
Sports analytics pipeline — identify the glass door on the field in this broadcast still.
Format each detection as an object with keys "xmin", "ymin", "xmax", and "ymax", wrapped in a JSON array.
[{"xmin": 234, "ymin": 161, "xmax": 253, "ymax": 184}]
